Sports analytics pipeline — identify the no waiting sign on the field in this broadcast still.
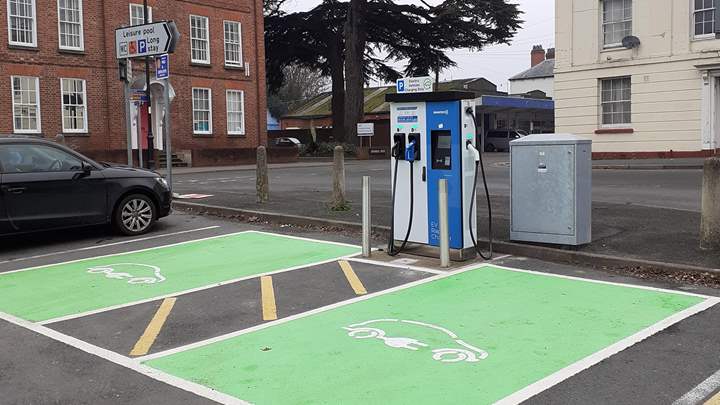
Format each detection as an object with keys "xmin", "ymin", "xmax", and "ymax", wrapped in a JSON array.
[{"xmin": 115, "ymin": 21, "xmax": 179, "ymax": 59}]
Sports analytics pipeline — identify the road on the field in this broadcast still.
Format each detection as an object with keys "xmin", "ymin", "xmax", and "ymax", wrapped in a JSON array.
[
  {"xmin": 0, "ymin": 213, "xmax": 719, "ymax": 404},
  {"xmin": 171, "ymin": 155, "xmax": 703, "ymax": 213}
]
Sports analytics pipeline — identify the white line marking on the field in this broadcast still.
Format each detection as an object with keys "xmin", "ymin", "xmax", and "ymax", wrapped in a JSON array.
[
  {"xmin": 0, "ymin": 226, "xmax": 221, "ymax": 267},
  {"xmin": 346, "ymin": 257, "xmax": 447, "ymax": 275},
  {"xmin": 247, "ymin": 230, "xmax": 360, "ymax": 249},
  {"xmin": 489, "ymin": 254, "xmax": 512, "ymax": 262},
  {"xmin": 495, "ymin": 297, "xmax": 720, "ymax": 405},
  {"xmin": 135, "ymin": 264, "xmax": 480, "ymax": 362},
  {"xmin": 40, "ymin": 253, "xmax": 361, "ymax": 325},
  {"xmin": 0, "ymin": 230, "xmax": 253, "ymax": 276},
  {"xmin": 479, "ymin": 263, "xmax": 717, "ymax": 300},
  {"xmin": 673, "ymin": 369, "xmax": 720, "ymax": 405},
  {"xmin": 0, "ymin": 311, "xmax": 249, "ymax": 405}
]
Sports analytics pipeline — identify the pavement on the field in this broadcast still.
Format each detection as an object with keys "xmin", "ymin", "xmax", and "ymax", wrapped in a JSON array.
[
  {"xmin": 1, "ymin": 213, "xmax": 720, "ymax": 404},
  {"xmin": 167, "ymin": 157, "xmax": 719, "ymax": 271}
]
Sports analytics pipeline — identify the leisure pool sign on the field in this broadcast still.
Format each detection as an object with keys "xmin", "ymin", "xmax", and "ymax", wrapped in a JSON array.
[{"xmin": 115, "ymin": 21, "xmax": 179, "ymax": 59}]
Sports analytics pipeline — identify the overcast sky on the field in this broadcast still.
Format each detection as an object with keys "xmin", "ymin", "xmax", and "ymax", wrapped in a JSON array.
[{"xmin": 281, "ymin": 0, "xmax": 555, "ymax": 92}]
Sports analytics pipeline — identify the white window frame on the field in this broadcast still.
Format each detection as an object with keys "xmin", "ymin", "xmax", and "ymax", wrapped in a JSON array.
[
  {"xmin": 57, "ymin": 0, "xmax": 84, "ymax": 51},
  {"xmin": 600, "ymin": 77, "xmax": 632, "ymax": 128},
  {"xmin": 192, "ymin": 87, "xmax": 213, "ymax": 135},
  {"xmin": 226, "ymin": 90, "xmax": 245, "ymax": 135},
  {"xmin": 7, "ymin": 0, "xmax": 37, "ymax": 47},
  {"xmin": 10, "ymin": 76, "xmax": 41, "ymax": 134},
  {"xmin": 223, "ymin": 20, "xmax": 243, "ymax": 67},
  {"xmin": 190, "ymin": 15, "xmax": 211, "ymax": 64},
  {"xmin": 60, "ymin": 78, "xmax": 88, "ymax": 134},
  {"xmin": 601, "ymin": 0, "xmax": 632, "ymax": 49},
  {"xmin": 129, "ymin": 3, "xmax": 152, "ymax": 26},
  {"xmin": 693, "ymin": 0, "xmax": 717, "ymax": 39}
]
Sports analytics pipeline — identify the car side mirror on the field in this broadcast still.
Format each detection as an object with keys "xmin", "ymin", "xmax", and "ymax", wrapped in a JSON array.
[{"xmin": 81, "ymin": 162, "xmax": 92, "ymax": 175}]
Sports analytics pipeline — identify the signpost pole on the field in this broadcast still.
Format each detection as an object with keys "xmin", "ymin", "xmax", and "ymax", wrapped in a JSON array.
[
  {"xmin": 143, "ymin": 0, "xmax": 154, "ymax": 170},
  {"xmin": 135, "ymin": 104, "xmax": 143, "ymax": 168},
  {"xmin": 164, "ymin": 77, "xmax": 172, "ymax": 191},
  {"xmin": 124, "ymin": 82, "xmax": 133, "ymax": 167}
]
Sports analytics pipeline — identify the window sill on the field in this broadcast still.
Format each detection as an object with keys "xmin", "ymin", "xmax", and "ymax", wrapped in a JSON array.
[
  {"xmin": 190, "ymin": 62, "xmax": 211, "ymax": 68},
  {"xmin": 595, "ymin": 128, "xmax": 634, "ymax": 134},
  {"xmin": 227, "ymin": 133, "xmax": 246, "ymax": 137},
  {"xmin": 692, "ymin": 34, "xmax": 719, "ymax": 42},
  {"xmin": 62, "ymin": 132, "xmax": 89, "ymax": 137},
  {"xmin": 193, "ymin": 133, "xmax": 213, "ymax": 137},
  {"xmin": 58, "ymin": 48, "xmax": 85, "ymax": 55},
  {"xmin": 8, "ymin": 44, "xmax": 38, "ymax": 51},
  {"xmin": 224, "ymin": 64, "xmax": 245, "ymax": 71}
]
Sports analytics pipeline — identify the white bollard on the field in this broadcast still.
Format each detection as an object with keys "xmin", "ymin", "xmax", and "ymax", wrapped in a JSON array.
[
  {"xmin": 362, "ymin": 176, "xmax": 371, "ymax": 258},
  {"xmin": 439, "ymin": 179, "xmax": 450, "ymax": 268}
]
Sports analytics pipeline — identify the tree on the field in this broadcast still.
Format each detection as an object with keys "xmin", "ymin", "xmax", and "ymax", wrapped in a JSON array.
[
  {"xmin": 343, "ymin": 0, "xmax": 367, "ymax": 145},
  {"xmin": 267, "ymin": 65, "xmax": 329, "ymax": 120},
  {"xmin": 265, "ymin": 0, "xmax": 522, "ymax": 143}
]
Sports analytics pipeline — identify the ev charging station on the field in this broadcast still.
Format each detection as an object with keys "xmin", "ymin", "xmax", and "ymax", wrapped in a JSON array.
[{"xmin": 386, "ymin": 91, "xmax": 489, "ymax": 261}]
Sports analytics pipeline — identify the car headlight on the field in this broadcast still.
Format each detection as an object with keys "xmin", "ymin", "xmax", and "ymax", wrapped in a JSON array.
[{"xmin": 156, "ymin": 177, "xmax": 169, "ymax": 189}]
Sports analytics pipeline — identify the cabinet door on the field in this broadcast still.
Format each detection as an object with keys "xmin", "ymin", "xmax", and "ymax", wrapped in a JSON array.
[{"xmin": 512, "ymin": 144, "xmax": 575, "ymax": 236}]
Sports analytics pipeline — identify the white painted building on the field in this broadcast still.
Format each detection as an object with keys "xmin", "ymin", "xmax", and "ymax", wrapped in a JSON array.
[
  {"xmin": 556, "ymin": 0, "xmax": 720, "ymax": 157},
  {"xmin": 509, "ymin": 46, "xmax": 555, "ymax": 98}
]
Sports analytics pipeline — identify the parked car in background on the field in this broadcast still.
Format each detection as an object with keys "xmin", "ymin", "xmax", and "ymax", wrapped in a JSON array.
[
  {"xmin": 273, "ymin": 137, "xmax": 302, "ymax": 148},
  {"xmin": 0, "ymin": 137, "xmax": 171, "ymax": 236},
  {"xmin": 484, "ymin": 129, "xmax": 525, "ymax": 152}
]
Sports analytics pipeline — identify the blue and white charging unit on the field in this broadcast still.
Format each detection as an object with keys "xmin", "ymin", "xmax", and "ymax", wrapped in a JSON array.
[{"xmin": 386, "ymin": 91, "xmax": 480, "ymax": 260}]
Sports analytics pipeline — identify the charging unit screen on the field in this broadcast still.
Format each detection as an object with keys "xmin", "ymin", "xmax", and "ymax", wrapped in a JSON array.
[{"xmin": 431, "ymin": 131, "xmax": 452, "ymax": 170}]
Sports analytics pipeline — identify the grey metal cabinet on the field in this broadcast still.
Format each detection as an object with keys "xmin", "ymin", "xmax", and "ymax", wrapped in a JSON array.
[{"xmin": 509, "ymin": 134, "xmax": 592, "ymax": 245}]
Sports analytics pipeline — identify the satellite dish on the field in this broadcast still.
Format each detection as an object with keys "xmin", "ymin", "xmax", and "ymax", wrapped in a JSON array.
[{"xmin": 622, "ymin": 36, "xmax": 641, "ymax": 49}]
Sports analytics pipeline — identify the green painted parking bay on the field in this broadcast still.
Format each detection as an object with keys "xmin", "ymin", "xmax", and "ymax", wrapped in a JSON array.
[
  {"xmin": 0, "ymin": 231, "xmax": 359, "ymax": 322},
  {"xmin": 147, "ymin": 265, "xmax": 711, "ymax": 405}
]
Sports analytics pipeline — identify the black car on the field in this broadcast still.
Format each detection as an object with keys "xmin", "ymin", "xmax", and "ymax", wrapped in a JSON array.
[{"xmin": 0, "ymin": 137, "xmax": 171, "ymax": 236}]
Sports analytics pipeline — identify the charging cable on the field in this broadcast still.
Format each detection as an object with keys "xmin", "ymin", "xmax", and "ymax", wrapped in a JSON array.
[
  {"xmin": 388, "ymin": 139, "xmax": 416, "ymax": 256},
  {"xmin": 465, "ymin": 107, "xmax": 494, "ymax": 260}
]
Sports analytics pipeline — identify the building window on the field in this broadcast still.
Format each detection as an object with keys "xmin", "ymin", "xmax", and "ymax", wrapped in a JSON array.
[
  {"xmin": 601, "ymin": 77, "xmax": 631, "ymax": 126},
  {"xmin": 192, "ymin": 88, "xmax": 212, "ymax": 134},
  {"xmin": 58, "ymin": 0, "xmax": 83, "ymax": 51},
  {"xmin": 602, "ymin": 0, "xmax": 632, "ymax": 47},
  {"xmin": 129, "ymin": 3, "xmax": 151, "ymax": 26},
  {"xmin": 61, "ymin": 78, "xmax": 87, "ymax": 133},
  {"xmin": 694, "ymin": 0, "xmax": 716, "ymax": 37},
  {"xmin": 190, "ymin": 15, "xmax": 210, "ymax": 64},
  {"xmin": 7, "ymin": 0, "xmax": 37, "ymax": 47},
  {"xmin": 11, "ymin": 76, "xmax": 40, "ymax": 133},
  {"xmin": 224, "ymin": 21, "xmax": 242, "ymax": 67},
  {"xmin": 226, "ymin": 90, "xmax": 245, "ymax": 135}
]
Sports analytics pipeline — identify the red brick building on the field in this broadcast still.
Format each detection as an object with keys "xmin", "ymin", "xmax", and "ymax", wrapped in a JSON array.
[{"xmin": 0, "ymin": 0, "xmax": 268, "ymax": 166}]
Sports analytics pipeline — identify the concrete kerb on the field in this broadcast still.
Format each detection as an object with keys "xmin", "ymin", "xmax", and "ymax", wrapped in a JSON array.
[
  {"xmin": 593, "ymin": 164, "xmax": 703, "ymax": 170},
  {"xmin": 172, "ymin": 201, "xmax": 720, "ymax": 276}
]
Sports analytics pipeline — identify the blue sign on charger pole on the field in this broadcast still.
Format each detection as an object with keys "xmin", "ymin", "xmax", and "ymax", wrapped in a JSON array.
[{"xmin": 156, "ymin": 54, "xmax": 169, "ymax": 80}]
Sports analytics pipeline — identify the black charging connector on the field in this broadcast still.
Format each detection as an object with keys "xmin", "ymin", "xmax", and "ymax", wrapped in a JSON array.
[{"xmin": 392, "ymin": 133, "xmax": 406, "ymax": 160}]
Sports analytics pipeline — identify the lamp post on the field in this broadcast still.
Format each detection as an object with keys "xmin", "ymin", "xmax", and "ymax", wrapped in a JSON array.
[{"xmin": 143, "ymin": 0, "xmax": 154, "ymax": 169}]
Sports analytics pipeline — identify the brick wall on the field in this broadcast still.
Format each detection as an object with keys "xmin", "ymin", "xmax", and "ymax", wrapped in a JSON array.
[{"xmin": 0, "ymin": 0, "xmax": 267, "ymax": 166}]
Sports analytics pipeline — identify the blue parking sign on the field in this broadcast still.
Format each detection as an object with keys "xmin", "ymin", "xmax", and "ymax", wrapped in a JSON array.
[
  {"xmin": 156, "ymin": 54, "xmax": 169, "ymax": 80},
  {"xmin": 138, "ymin": 39, "xmax": 147, "ymax": 54},
  {"xmin": 397, "ymin": 80, "xmax": 405, "ymax": 93}
]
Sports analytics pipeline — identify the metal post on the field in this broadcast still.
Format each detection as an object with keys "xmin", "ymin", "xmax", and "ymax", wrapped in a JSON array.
[
  {"xmin": 362, "ymin": 176, "xmax": 371, "ymax": 258},
  {"xmin": 135, "ymin": 105, "xmax": 143, "ymax": 169},
  {"xmin": 163, "ymin": 78, "xmax": 172, "ymax": 191},
  {"xmin": 439, "ymin": 179, "xmax": 450, "ymax": 268},
  {"xmin": 143, "ymin": 0, "xmax": 154, "ymax": 170},
  {"xmin": 124, "ymin": 82, "xmax": 133, "ymax": 166}
]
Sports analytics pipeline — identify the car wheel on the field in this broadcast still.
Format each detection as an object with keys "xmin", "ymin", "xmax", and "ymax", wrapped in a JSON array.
[
  {"xmin": 485, "ymin": 143, "xmax": 497, "ymax": 152},
  {"xmin": 114, "ymin": 194, "xmax": 156, "ymax": 236}
]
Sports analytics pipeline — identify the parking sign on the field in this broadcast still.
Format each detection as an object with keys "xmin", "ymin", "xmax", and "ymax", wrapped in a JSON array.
[{"xmin": 156, "ymin": 54, "xmax": 169, "ymax": 80}]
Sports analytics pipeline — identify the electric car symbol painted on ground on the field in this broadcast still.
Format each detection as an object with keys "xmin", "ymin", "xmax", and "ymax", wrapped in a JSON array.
[
  {"xmin": 87, "ymin": 263, "xmax": 166, "ymax": 285},
  {"xmin": 343, "ymin": 319, "xmax": 489, "ymax": 363}
]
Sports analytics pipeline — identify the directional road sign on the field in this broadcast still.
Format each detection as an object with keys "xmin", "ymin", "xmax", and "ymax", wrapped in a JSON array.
[{"xmin": 115, "ymin": 21, "xmax": 179, "ymax": 59}]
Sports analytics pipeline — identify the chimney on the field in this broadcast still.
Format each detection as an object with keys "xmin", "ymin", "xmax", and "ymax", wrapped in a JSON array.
[
  {"xmin": 531, "ymin": 45, "xmax": 546, "ymax": 67},
  {"xmin": 546, "ymin": 48, "xmax": 555, "ymax": 60}
]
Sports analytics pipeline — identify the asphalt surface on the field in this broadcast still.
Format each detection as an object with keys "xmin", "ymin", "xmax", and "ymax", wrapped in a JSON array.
[
  {"xmin": 1, "ymin": 213, "xmax": 719, "ymax": 404},
  {"xmin": 169, "ymin": 156, "xmax": 720, "ymax": 269}
]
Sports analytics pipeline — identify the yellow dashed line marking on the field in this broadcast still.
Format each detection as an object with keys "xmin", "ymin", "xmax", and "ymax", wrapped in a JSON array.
[
  {"xmin": 339, "ymin": 260, "xmax": 367, "ymax": 295},
  {"xmin": 129, "ymin": 297, "xmax": 176, "ymax": 357},
  {"xmin": 261, "ymin": 276, "xmax": 278, "ymax": 321}
]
